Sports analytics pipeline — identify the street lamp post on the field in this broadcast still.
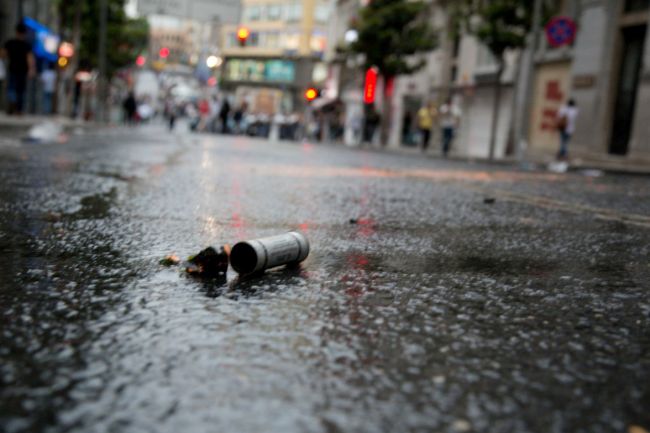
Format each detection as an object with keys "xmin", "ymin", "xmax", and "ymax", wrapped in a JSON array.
[
  {"xmin": 515, "ymin": 0, "xmax": 543, "ymax": 160},
  {"xmin": 97, "ymin": 0, "xmax": 108, "ymax": 122}
]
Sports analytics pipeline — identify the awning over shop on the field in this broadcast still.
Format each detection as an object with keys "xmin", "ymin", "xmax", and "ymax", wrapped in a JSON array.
[
  {"xmin": 310, "ymin": 97, "xmax": 337, "ymax": 110},
  {"xmin": 23, "ymin": 16, "xmax": 60, "ymax": 63}
]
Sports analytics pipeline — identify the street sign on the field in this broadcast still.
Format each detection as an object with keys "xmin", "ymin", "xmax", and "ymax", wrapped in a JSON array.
[{"xmin": 545, "ymin": 16, "xmax": 577, "ymax": 48}]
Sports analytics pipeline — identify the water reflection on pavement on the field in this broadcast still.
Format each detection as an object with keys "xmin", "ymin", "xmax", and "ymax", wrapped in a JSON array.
[{"xmin": 0, "ymin": 125, "xmax": 649, "ymax": 433}]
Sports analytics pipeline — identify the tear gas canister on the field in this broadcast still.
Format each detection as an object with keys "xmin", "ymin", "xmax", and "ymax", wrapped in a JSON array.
[{"xmin": 230, "ymin": 232, "xmax": 309, "ymax": 275}]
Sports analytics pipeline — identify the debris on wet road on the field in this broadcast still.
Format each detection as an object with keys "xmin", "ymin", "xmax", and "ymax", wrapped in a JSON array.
[
  {"xmin": 0, "ymin": 125, "xmax": 649, "ymax": 433},
  {"xmin": 185, "ymin": 245, "xmax": 230, "ymax": 277},
  {"xmin": 230, "ymin": 232, "xmax": 309, "ymax": 275}
]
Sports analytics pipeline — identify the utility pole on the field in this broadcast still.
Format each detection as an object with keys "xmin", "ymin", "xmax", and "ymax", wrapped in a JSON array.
[
  {"xmin": 514, "ymin": 0, "xmax": 543, "ymax": 160},
  {"xmin": 97, "ymin": 0, "xmax": 108, "ymax": 122},
  {"xmin": 65, "ymin": 0, "xmax": 82, "ymax": 117}
]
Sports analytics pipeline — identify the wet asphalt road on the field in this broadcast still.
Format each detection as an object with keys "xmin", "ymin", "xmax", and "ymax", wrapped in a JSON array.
[{"xmin": 1, "ymin": 124, "xmax": 649, "ymax": 433}]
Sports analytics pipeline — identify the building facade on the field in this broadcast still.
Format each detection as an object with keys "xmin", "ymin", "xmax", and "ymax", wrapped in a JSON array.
[
  {"xmin": 0, "ymin": 0, "xmax": 56, "ymax": 43},
  {"xmin": 325, "ymin": 0, "xmax": 520, "ymax": 155},
  {"xmin": 326, "ymin": 0, "xmax": 650, "ymax": 169},
  {"xmin": 137, "ymin": 0, "xmax": 240, "ymax": 24},
  {"xmin": 138, "ymin": 0, "xmax": 240, "ymax": 75},
  {"xmin": 147, "ymin": 14, "xmax": 223, "ymax": 72},
  {"xmin": 527, "ymin": 0, "xmax": 650, "ymax": 164},
  {"xmin": 386, "ymin": 2, "xmax": 517, "ymax": 157},
  {"xmin": 220, "ymin": 0, "xmax": 330, "ymax": 114}
]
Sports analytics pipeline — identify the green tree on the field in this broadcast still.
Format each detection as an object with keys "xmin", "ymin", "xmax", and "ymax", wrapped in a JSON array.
[
  {"xmin": 349, "ymin": 0, "xmax": 437, "ymax": 145},
  {"xmin": 450, "ymin": 0, "xmax": 555, "ymax": 159},
  {"xmin": 57, "ymin": 0, "xmax": 148, "ymax": 76}
]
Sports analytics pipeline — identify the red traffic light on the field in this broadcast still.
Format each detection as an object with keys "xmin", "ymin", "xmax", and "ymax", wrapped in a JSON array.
[
  {"xmin": 237, "ymin": 27, "xmax": 250, "ymax": 46},
  {"xmin": 305, "ymin": 88, "xmax": 318, "ymax": 101},
  {"xmin": 159, "ymin": 47, "xmax": 170, "ymax": 58},
  {"xmin": 363, "ymin": 67, "xmax": 378, "ymax": 104}
]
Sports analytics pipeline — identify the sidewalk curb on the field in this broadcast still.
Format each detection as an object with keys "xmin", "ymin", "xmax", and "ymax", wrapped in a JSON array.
[
  {"xmin": 0, "ymin": 115, "xmax": 93, "ymax": 139},
  {"xmin": 303, "ymin": 139, "xmax": 650, "ymax": 177}
]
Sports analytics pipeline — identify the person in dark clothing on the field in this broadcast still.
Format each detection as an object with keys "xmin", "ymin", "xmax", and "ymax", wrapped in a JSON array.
[
  {"xmin": 72, "ymin": 80, "xmax": 82, "ymax": 118},
  {"xmin": 168, "ymin": 103, "xmax": 178, "ymax": 131},
  {"xmin": 363, "ymin": 104, "xmax": 380, "ymax": 145},
  {"xmin": 123, "ymin": 91, "xmax": 137, "ymax": 125},
  {"xmin": 233, "ymin": 105, "xmax": 247, "ymax": 135},
  {"xmin": 402, "ymin": 111, "xmax": 412, "ymax": 145},
  {"xmin": 1, "ymin": 22, "xmax": 35, "ymax": 114},
  {"xmin": 219, "ymin": 98, "xmax": 231, "ymax": 133}
]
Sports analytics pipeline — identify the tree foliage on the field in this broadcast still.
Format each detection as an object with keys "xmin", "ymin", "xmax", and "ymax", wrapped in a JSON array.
[
  {"xmin": 450, "ymin": 0, "xmax": 558, "ymax": 61},
  {"xmin": 57, "ymin": 0, "xmax": 148, "ymax": 75},
  {"xmin": 349, "ymin": 0, "xmax": 437, "ymax": 79}
]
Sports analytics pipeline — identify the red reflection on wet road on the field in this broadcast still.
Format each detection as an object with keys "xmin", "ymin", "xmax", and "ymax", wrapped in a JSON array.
[{"xmin": 229, "ymin": 177, "xmax": 247, "ymax": 240}]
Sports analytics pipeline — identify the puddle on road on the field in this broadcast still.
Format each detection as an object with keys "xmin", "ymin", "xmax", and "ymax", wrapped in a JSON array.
[{"xmin": 74, "ymin": 188, "xmax": 117, "ymax": 219}]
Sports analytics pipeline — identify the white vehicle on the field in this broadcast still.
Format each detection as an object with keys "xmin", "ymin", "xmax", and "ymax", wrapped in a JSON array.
[{"xmin": 134, "ymin": 70, "xmax": 159, "ymax": 101}]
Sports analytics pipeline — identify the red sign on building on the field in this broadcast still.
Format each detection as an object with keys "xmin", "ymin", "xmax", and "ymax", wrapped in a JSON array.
[
  {"xmin": 363, "ymin": 67, "xmax": 378, "ymax": 104},
  {"xmin": 540, "ymin": 80, "xmax": 565, "ymax": 131}
]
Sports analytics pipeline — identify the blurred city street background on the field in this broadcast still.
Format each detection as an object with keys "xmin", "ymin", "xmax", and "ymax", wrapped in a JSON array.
[{"xmin": 1, "ymin": 1, "xmax": 650, "ymax": 433}]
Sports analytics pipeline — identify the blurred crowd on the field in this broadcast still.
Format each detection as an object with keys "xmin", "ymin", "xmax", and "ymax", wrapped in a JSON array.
[{"xmin": 122, "ymin": 91, "xmax": 357, "ymax": 144}]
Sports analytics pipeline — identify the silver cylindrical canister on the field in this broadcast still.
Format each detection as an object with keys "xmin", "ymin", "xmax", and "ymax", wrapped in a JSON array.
[{"xmin": 230, "ymin": 232, "xmax": 310, "ymax": 275}]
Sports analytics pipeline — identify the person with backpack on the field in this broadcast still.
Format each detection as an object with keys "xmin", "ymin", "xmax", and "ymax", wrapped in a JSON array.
[{"xmin": 556, "ymin": 98, "xmax": 579, "ymax": 160}]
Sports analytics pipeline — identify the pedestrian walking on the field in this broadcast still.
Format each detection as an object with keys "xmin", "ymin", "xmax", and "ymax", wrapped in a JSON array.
[
  {"xmin": 439, "ymin": 97, "xmax": 461, "ymax": 157},
  {"xmin": 168, "ymin": 104, "xmax": 177, "ymax": 131},
  {"xmin": 122, "ymin": 91, "xmax": 137, "ymax": 124},
  {"xmin": 1, "ymin": 22, "xmax": 36, "ymax": 115},
  {"xmin": 40, "ymin": 64, "xmax": 56, "ymax": 115},
  {"xmin": 208, "ymin": 95, "xmax": 221, "ymax": 133},
  {"xmin": 187, "ymin": 102, "xmax": 200, "ymax": 131},
  {"xmin": 219, "ymin": 96, "xmax": 231, "ymax": 133},
  {"xmin": 163, "ymin": 97, "xmax": 176, "ymax": 131},
  {"xmin": 233, "ymin": 101, "xmax": 247, "ymax": 134},
  {"xmin": 348, "ymin": 107, "xmax": 363, "ymax": 145},
  {"xmin": 402, "ymin": 110, "xmax": 412, "ymax": 145},
  {"xmin": 197, "ymin": 98, "xmax": 210, "ymax": 131},
  {"xmin": 556, "ymin": 98, "xmax": 579, "ymax": 160},
  {"xmin": 417, "ymin": 102, "xmax": 435, "ymax": 151},
  {"xmin": 363, "ymin": 105, "xmax": 380, "ymax": 145}
]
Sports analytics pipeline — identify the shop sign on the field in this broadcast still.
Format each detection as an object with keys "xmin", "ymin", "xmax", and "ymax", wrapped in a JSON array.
[
  {"xmin": 573, "ymin": 74, "xmax": 596, "ymax": 88},
  {"xmin": 226, "ymin": 59, "xmax": 295, "ymax": 83}
]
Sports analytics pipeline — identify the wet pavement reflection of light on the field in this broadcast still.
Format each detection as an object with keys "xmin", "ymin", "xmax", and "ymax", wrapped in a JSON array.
[{"xmin": 0, "ymin": 125, "xmax": 649, "ymax": 433}]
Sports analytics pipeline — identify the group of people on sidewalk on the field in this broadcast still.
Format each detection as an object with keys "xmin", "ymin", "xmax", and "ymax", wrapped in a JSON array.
[
  {"xmin": 414, "ymin": 96, "xmax": 578, "ymax": 160},
  {"xmin": 416, "ymin": 97, "xmax": 462, "ymax": 157}
]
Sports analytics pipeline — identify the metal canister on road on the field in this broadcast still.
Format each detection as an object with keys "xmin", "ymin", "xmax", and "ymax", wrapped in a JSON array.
[{"xmin": 230, "ymin": 232, "xmax": 310, "ymax": 275}]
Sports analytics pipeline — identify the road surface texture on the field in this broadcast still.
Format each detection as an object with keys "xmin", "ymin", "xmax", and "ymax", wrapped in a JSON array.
[{"xmin": 1, "ymin": 124, "xmax": 649, "ymax": 433}]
